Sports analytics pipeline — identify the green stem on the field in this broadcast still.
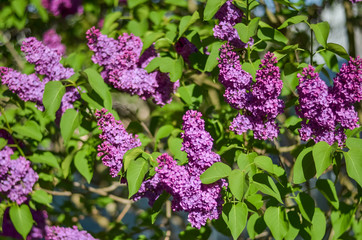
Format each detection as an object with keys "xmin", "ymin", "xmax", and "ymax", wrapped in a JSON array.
[{"xmin": 310, "ymin": 29, "xmax": 313, "ymax": 65}]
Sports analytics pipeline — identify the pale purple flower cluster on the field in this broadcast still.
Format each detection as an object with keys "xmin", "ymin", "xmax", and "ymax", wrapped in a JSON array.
[
  {"xmin": 86, "ymin": 27, "xmax": 179, "ymax": 106},
  {"xmin": 0, "ymin": 37, "xmax": 79, "ymax": 115},
  {"xmin": 41, "ymin": 0, "xmax": 83, "ymax": 17},
  {"xmin": 0, "ymin": 147, "xmax": 38, "ymax": 204},
  {"xmin": 230, "ymin": 52, "xmax": 284, "ymax": 140},
  {"xmin": 134, "ymin": 110, "xmax": 225, "ymax": 228},
  {"xmin": 43, "ymin": 29, "xmax": 66, "ymax": 56},
  {"xmin": 95, "ymin": 108, "xmax": 142, "ymax": 177},
  {"xmin": 45, "ymin": 226, "xmax": 97, "ymax": 240},
  {"xmin": 296, "ymin": 57, "xmax": 361, "ymax": 145},
  {"xmin": 1, "ymin": 208, "xmax": 48, "ymax": 240},
  {"xmin": 213, "ymin": 0, "xmax": 253, "ymax": 48},
  {"xmin": 350, "ymin": 0, "xmax": 361, "ymax": 3},
  {"xmin": 175, "ymin": 37, "xmax": 198, "ymax": 64},
  {"xmin": 217, "ymin": 44, "xmax": 283, "ymax": 140}
]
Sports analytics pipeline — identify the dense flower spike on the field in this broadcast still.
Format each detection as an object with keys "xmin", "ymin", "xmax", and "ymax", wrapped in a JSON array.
[
  {"xmin": 86, "ymin": 27, "xmax": 179, "ymax": 106},
  {"xmin": 213, "ymin": 0, "xmax": 253, "ymax": 48},
  {"xmin": 21, "ymin": 37, "xmax": 74, "ymax": 82},
  {"xmin": 41, "ymin": 0, "xmax": 83, "ymax": 17},
  {"xmin": 134, "ymin": 110, "xmax": 225, "ymax": 228},
  {"xmin": 0, "ymin": 37, "xmax": 79, "ymax": 116},
  {"xmin": 43, "ymin": 29, "xmax": 66, "ymax": 56},
  {"xmin": 175, "ymin": 37, "xmax": 198, "ymax": 64},
  {"xmin": 95, "ymin": 109, "xmax": 142, "ymax": 177},
  {"xmin": 45, "ymin": 226, "xmax": 97, "ymax": 240},
  {"xmin": 296, "ymin": 57, "xmax": 362, "ymax": 145},
  {"xmin": 0, "ymin": 147, "xmax": 38, "ymax": 204}
]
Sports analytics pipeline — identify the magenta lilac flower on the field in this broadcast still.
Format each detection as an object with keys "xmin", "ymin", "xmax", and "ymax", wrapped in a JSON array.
[
  {"xmin": 134, "ymin": 110, "xmax": 225, "ymax": 228},
  {"xmin": 349, "ymin": 0, "xmax": 361, "ymax": 3},
  {"xmin": 45, "ymin": 226, "xmax": 97, "ymax": 240},
  {"xmin": 95, "ymin": 109, "xmax": 142, "ymax": 177},
  {"xmin": 230, "ymin": 52, "xmax": 284, "ymax": 140},
  {"xmin": 175, "ymin": 37, "xmax": 198, "ymax": 64},
  {"xmin": 86, "ymin": 27, "xmax": 179, "ymax": 106},
  {"xmin": 41, "ymin": 0, "xmax": 83, "ymax": 17},
  {"xmin": 213, "ymin": 0, "xmax": 253, "ymax": 48},
  {"xmin": 296, "ymin": 57, "xmax": 361, "ymax": 146},
  {"xmin": 43, "ymin": 29, "xmax": 66, "ymax": 56},
  {"xmin": 1, "ymin": 37, "xmax": 79, "ymax": 116},
  {"xmin": 0, "ymin": 147, "xmax": 38, "ymax": 204}
]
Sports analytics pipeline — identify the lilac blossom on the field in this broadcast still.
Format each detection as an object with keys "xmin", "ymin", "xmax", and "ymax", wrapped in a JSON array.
[
  {"xmin": 45, "ymin": 226, "xmax": 98, "ymax": 240},
  {"xmin": 0, "ymin": 147, "xmax": 38, "ymax": 204},
  {"xmin": 175, "ymin": 37, "xmax": 198, "ymax": 64},
  {"xmin": 86, "ymin": 27, "xmax": 179, "ymax": 106},
  {"xmin": 95, "ymin": 109, "xmax": 142, "ymax": 177},
  {"xmin": 230, "ymin": 52, "xmax": 284, "ymax": 140},
  {"xmin": 350, "ymin": 0, "xmax": 361, "ymax": 3},
  {"xmin": 213, "ymin": 0, "xmax": 253, "ymax": 48},
  {"xmin": 134, "ymin": 110, "xmax": 225, "ymax": 228},
  {"xmin": 296, "ymin": 57, "xmax": 361, "ymax": 146},
  {"xmin": 0, "ymin": 37, "xmax": 79, "ymax": 116},
  {"xmin": 41, "ymin": 0, "xmax": 83, "ymax": 17},
  {"xmin": 43, "ymin": 29, "xmax": 66, "ymax": 56}
]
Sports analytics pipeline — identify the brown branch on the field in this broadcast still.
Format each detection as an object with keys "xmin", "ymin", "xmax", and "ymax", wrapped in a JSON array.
[{"xmin": 116, "ymin": 203, "xmax": 132, "ymax": 222}]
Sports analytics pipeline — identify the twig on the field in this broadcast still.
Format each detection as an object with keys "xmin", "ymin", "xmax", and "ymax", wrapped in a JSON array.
[
  {"xmin": 116, "ymin": 203, "xmax": 131, "ymax": 222},
  {"xmin": 0, "ymin": 31, "xmax": 24, "ymax": 70},
  {"xmin": 164, "ymin": 200, "xmax": 172, "ymax": 240}
]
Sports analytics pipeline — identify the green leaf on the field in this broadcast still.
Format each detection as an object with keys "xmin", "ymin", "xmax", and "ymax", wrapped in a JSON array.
[
  {"xmin": 61, "ymin": 150, "xmax": 76, "ymax": 179},
  {"xmin": 241, "ymin": 60, "xmax": 261, "ymax": 79},
  {"xmin": 101, "ymin": 11, "xmax": 122, "ymax": 35},
  {"xmin": 285, "ymin": 211, "xmax": 300, "ymax": 240},
  {"xmin": 151, "ymin": 192, "xmax": 170, "ymax": 224},
  {"xmin": 9, "ymin": 204, "xmax": 33, "ymax": 240},
  {"xmin": 245, "ymin": 193, "xmax": 263, "ymax": 210},
  {"xmin": 252, "ymin": 173, "xmax": 283, "ymax": 203},
  {"xmin": 178, "ymin": 11, "xmax": 200, "ymax": 39},
  {"xmin": 127, "ymin": 158, "xmax": 149, "ymax": 198},
  {"xmin": 128, "ymin": 0, "xmax": 147, "ymax": 8},
  {"xmin": 123, "ymin": 147, "xmax": 144, "ymax": 172},
  {"xmin": 228, "ymin": 202, "xmax": 248, "ymax": 240},
  {"xmin": 228, "ymin": 169, "xmax": 246, "ymax": 200},
  {"xmin": 84, "ymin": 68, "xmax": 112, "ymax": 110},
  {"xmin": 32, "ymin": 189, "xmax": 53, "ymax": 205},
  {"xmin": 11, "ymin": 0, "xmax": 27, "ymax": 17},
  {"xmin": 205, "ymin": 42, "xmax": 223, "ymax": 72},
  {"xmin": 316, "ymin": 179, "xmax": 339, "ymax": 209},
  {"xmin": 247, "ymin": 213, "xmax": 266, "ymax": 239},
  {"xmin": 145, "ymin": 57, "xmax": 183, "ymax": 82},
  {"xmin": 264, "ymin": 207, "xmax": 289, "ymax": 240},
  {"xmin": 326, "ymin": 43, "xmax": 349, "ymax": 60},
  {"xmin": 0, "ymin": 203, "xmax": 7, "ymax": 232},
  {"xmin": 254, "ymin": 156, "xmax": 285, "ymax": 176},
  {"xmin": 296, "ymin": 192, "xmax": 315, "ymax": 222},
  {"xmin": 168, "ymin": 137, "xmax": 188, "ymax": 164},
  {"xmin": 177, "ymin": 84, "xmax": 203, "ymax": 107},
  {"xmin": 60, "ymin": 108, "xmax": 80, "ymax": 146},
  {"xmin": 237, "ymin": 152, "xmax": 257, "ymax": 176},
  {"xmin": 331, "ymin": 208, "xmax": 354, "ymax": 239},
  {"xmin": 257, "ymin": 22, "xmax": 288, "ymax": 45},
  {"xmin": 43, "ymin": 81, "xmax": 65, "ymax": 119},
  {"xmin": 311, "ymin": 22, "xmax": 330, "ymax": 48},
  {"xmin": 310, "ymin": 208, "xmax": 326, "ymax": 240},
  {"xmin": 30, "ymin": 0, "xmax": 48, "ymax": 22},
  {"xmin": 312, "ymin": 141, "xmax": 334, "ymax": 178},
  {"xmin": 278, "ymin": 15, "xmax": 308, "ymax": 29},
  {"xmin": 0, "ymin": 138, "xmax": 8, "ymax": 150},
  {"xmin": 74, "ymin": 149, "xmax": 94, "ymax": 183},
  {"xmin": 204, "ymin": 0, "xmax": 226, "ymax": 21},
  {"xmin": 293, "ymin": 146, "xmax": 316, "ymax": 184},
  {"xmin": 343, "ymin": 137, "xmax": 362, "ymax": 187},
  {"xmin": 234, "ymin": 17, "xmax": 259, "ymax": 43},
  {"xmin": 12, "ymin": 120, "xmax": 42, "ymax": 142},
  {"xmin": 142, "ymin": 32, "xmax": 165, "ymax": 53},
  {"xmin": 29, "ymin": 152, "xmax": 60, "ymax": 169},
  {"xmin": 155, "ymin": 125, "xmax": 174, "ymax": 142},
  {"xmin": 165, "ymin": 0, "xmax": 188, "ymax": 7},
  {"xmin": 200, "ymin": 162, "xmax": 231, "ymax": 184}
]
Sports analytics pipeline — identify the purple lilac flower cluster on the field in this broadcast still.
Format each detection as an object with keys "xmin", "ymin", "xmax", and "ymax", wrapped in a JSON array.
[
  {"xmin": 213, "ymin": 0, "xmax": 253, "ymax": 48},
  {"xmin": 42, "ymin": 29, "xmax": 66, "ymax": 56},
  {"xmin": 86, "ymin": 27, "xmax": 179, "ymax": 106},
  {"xmin": 0, "ymin": 37, "xmax": 79, "ymax": 115},
  {"xmin": 0, "ymin": 147, "xmax": 38, "ymax": 204},
  {"xmin": 45, "ymin": 226, "xmax": 98, "ymax": 240},
  {"xmin": 95, "ymin": 109, "xmax": 142, "ymax": 177},
  {"xmin": 41, "ymin": 0, "xmax": 83, "ymax": 17},
  {"xmin": 296, "ymin": 57, "xmax": 361, "ymax": 145},
  {"xmin": 350, "ymin": 0, "xmax": 361, "ymax": 3},
  {"xmin": 230, "ymin": 52, "xmax": 284, "ymax": 140},
  {"xmin": 134, "ymin": 110, "xmax": 225, "ymax": 228},
  {"xmin": 1, "ymin": 208, "xmax": 48, "ymax": 240},
  {"xmin": 217, "ymin": 44, "xmax": 283, "ymax": 140},
  {"xmin": 175, "ymin": 37, "xmax": 198, "ymax": 65}
]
